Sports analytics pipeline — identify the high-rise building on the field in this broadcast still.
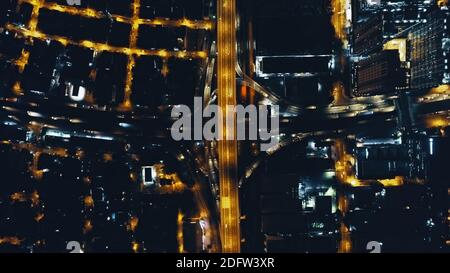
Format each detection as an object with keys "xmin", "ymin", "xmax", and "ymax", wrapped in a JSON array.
[
  {"xmin": 353, "ymin": 13, "xmax": 384, "ymax": 56},
  {"xmin": 355, "ymin": 143, "xmax": 410, "ymax": 179},
  {"xmin": 353, "ymin": 1, "xmax": 433, "ymax": 56},
  {"xmin": 381, "ymin": 0, "xmax": 431, "ymax": 38},
  {"xmin": 353, "ymin": 49, "xmax": 406, "ymax": 96},
  {"xmin": 409, "ymin": 8, "xmax": 450, "ymax": 90}
]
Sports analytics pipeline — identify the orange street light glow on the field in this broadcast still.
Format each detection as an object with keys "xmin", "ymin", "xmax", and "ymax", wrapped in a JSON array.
[{"xmin": 217, "ymin": 0, "xmax": 240, "ymax": 253}]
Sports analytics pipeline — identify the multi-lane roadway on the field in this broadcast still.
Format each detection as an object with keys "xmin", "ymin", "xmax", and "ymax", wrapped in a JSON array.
[{"xmin": 217, "ymin": 0, "xmax": 241, "ymax": 253}]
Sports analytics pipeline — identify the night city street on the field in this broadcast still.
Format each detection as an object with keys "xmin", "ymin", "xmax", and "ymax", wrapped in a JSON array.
[{"xmin": 0, "ymin": 0, "xmax": 449, "ymax": 260}]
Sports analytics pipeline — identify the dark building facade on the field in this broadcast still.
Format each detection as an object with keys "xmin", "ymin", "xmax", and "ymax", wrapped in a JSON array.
[
  {"xmin": 381, "ymin": 0, "xmax": 431, "ymax": 38},
  {"xmin": 253, "ymin": 0, "xmax": 333, "ymax": 56},
  {"xmin": 249, "ymin": 0, "xmax": 335, "ymax": 106},
  {"xmin": 355, "ymin": 144, "xmax": 410, "ymax": 179},
  {"xmin": 353, "ymin": 49, "xmax": 405, "ymax": 96},
  {"xmin": 353, "ymin": 12, "xmax": 384, "ymax": 56},
  {"xmin": 353, "ymin": 0, "xmax": 432, "ymax": 56},
  {"xmin": 409, "ymin": 8, "xmax": 450, "ymax": 90}
]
